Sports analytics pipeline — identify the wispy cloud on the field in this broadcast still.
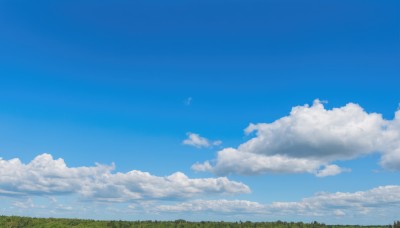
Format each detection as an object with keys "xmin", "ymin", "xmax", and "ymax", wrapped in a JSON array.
[
  {"xmin": 154, "ymin": 199, "xmax": 265, "ymax": 214},
  {"xmin": 184, "ymin": 97, "xmax": 192, "ymax": 106},
  {"xmin": 193, "ymin": 100, "xmax": 400, "ymax": 176},
  {"xmin": 183, "ymin": 132, "xmax": 222, "ymax": 149}
]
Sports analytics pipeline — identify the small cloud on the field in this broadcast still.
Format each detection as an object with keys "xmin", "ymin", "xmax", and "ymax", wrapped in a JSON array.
[
  {"xmin": 154, "ymin": 199, "xmax": 264, "ymax": 214},
  {"xmin": 184, "ymin": 97, "xmax": 192, "ymax": 106},
  {"xmin": 315, "ymin": 165, "xmax": 351, "ymax": 177},
  {"xmin": 212, "ymin": 140, "xmax": 223, "ymax": 146},
  {"xmin": 334, "ymin": 209, "xmax": 346, "ymax": 217},
  {"xmin": 192, "ymin": 161, "xmax": 213, "ymax": 172},
  {"xmin": 12, "ymin": 198, "xmax": 34, "ymax": 209},
  {"xmin": 182, "ymin": 132, "xmax": 222, "ymax": 148}
]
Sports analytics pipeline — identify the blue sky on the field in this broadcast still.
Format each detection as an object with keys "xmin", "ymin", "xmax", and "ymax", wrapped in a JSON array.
[{"xmin": 0, "ymin": 0, "xmax": 399, "ymax": 224}]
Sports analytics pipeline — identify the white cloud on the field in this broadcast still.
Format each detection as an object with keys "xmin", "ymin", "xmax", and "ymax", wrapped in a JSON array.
[
  {"xmin": 192, "ymin": 148, "xmax": 322, "ymax": 175},
  {"xmin": 212, "ymin": 140, "xmax": 223, "ymax": 146},
  {"xmin": 183, "ymin": 132, "xmax": 222, "ymax": 148},
  {"xmin": 194, "ymin": 100, "xmax": 400, "ymax": 176},
  {"xmin": 267, "ymin": 185, "xmax": 400, "ymax": 217},
  {"xmin": 3, "ymin": 183, "xmax": 400, "ymax": 222},
  {"xmin": 315, "ymin": 164, "xmax": 350, "ymax": 177},
  {"xmin": 334, "ymin": 209, "xmax": 345, "ymax": 217},
  {"xmin": 12, "ymin": 198, "xmax": 34, "ymax": 209},
  {"xmin": 192, "ymin": 161, "xmax": 213, "ymax": 172},
  {"xmin": 153, "ymin": 185, "xmax": 400, "ymax": 218},
  {"xmin": 154, "ymin": 199, "xmax": 266, "ymax": 214},
  {"xmin": 0, "ymin": 154, "xmax": 250, "ymax": 201}
]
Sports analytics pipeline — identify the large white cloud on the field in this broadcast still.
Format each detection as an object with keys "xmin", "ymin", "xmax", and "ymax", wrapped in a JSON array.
[
  {"xmin": 0, "ymin": 154, "xmax": 250, "ymax": 201},
  {"xmin": 193, "ymin": 100, "xmax": 400, "ymax": 176},
  {"xmin": 154, "ymin": 185, "xmax": 400, "ymax": 218}
]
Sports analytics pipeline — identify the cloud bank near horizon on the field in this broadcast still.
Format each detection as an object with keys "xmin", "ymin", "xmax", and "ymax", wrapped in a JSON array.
[
  {"xmin": 152, "ymin": 185, "xmax": 400, "ymax": 219},
  {"xmin": 193, "ymin": 100, "xmax": 400, "ymax": 176},
  {"xmin": 7, "ymin": 184, "xmax": 400, "ymax": 223}
]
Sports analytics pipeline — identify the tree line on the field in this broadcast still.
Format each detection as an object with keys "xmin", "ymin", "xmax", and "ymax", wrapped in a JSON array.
[{"xmin": 0, "ymin": 215, "xmax": 398, "ymax": 228}]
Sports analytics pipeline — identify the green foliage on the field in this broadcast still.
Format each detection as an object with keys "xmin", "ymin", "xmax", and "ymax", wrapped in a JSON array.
[{"xmin": 0, "ymin": 215, "xmax": 394, "ymax": 228}]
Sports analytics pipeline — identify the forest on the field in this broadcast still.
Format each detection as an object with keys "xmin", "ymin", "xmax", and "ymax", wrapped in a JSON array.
[{"xmin": 0, "ymin": 216, "xmax": 398, "ymax": 228}]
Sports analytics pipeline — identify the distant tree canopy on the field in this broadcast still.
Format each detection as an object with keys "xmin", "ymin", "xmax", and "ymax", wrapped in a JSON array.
[{"xmin": 0, "ymin": 215, "xmax": 396, "ymax": 228}]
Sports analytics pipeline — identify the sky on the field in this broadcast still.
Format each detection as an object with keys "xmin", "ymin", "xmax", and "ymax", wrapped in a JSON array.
[{"xmin": 0, "ymin": 0, "xmax": 399, "ymax": 225}]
